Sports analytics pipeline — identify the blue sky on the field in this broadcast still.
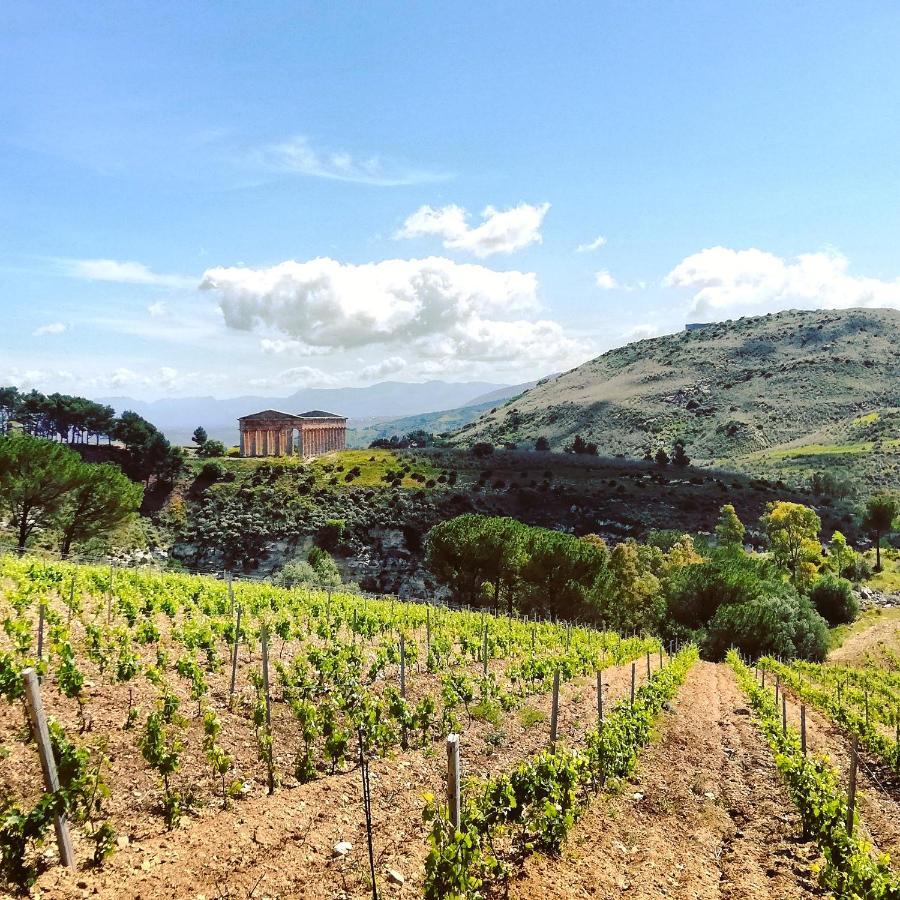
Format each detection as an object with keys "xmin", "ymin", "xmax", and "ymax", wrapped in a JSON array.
[{"xmin": 3, "ymin": 1, "xmax": 900, "ymax": 399}]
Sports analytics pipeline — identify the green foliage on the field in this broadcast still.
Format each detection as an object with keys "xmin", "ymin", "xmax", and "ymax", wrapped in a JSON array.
[
  {"xmin": 423, "ymin": 646, "xmax": 698, "ymax": 899},
  {"xmin": 191, "ymin": 426, "xmax": 208, "ymax": 446},
  {"xmin": 715, "ymin": 503, "xmax": 745, "ymax": 549},
  {"xmin": 761, "ymin": 500, "xmax": 822, "ymax": 588},
  {"xmin": 809, "ymin": 575, "xmax": 858, "ymax": 626},
  {"xmin": 862, "ymin": 493, "xmax": 898, "ymax": 571},
  {"xmin": 197, "ymin": 439, "xmax": 227, "ymax": 459},
  {"xmin": 729, "ymin": 652, "xmax": 900, "ymax": 897}
]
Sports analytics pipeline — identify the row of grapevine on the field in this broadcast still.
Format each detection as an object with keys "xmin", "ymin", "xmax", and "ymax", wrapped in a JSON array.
[
  {"xmin": 758, "ymin": 657, "xmax": 900, "ymax": 771},
  {"xmin": 729, "ymin": 652, "xmax": 900, "ymax": 898},
  {"xmin": 0, "ymin": 552, "xmax": 661, "ymax": 889},
  {"xmin": 422, "ymin": 645, "xmax": 698, "ymax": 899}
]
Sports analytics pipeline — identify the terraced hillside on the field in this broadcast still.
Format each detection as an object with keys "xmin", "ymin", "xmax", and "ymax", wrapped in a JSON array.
[{"xmin": 452, "ymin": 308, "xmax": 900, "ymax": 490}]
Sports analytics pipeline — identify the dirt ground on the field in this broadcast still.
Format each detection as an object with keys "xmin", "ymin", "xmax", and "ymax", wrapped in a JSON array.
[
  {"xmin": 828, "ymin": 609, "xmax": 900, "ymax": 668},
  {"xmin": 28, "ymin": 657, "xmax": 651, "ymax": 899},
  {"xmin": 508, "ymin": 662, "xmax": 823, "ymax": 900}
]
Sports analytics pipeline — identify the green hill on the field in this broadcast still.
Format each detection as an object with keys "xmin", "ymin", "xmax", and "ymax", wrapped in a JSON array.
[{"xmin": 451, "ymin": 308, "xmax": 900, "ymax": 492}]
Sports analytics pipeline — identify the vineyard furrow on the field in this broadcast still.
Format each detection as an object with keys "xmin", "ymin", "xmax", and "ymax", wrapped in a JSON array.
[
  {"xmin": 32, "ymin": 659, "xmax": 647, "ymax": 897},
  {"xmin": 507, "ymin": 662, "xmax": 821, "ymax": 900}
]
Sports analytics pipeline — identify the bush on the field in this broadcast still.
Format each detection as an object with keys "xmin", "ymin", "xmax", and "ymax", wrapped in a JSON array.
[
  {"xmin": 809, "ymin": 575, "xmax": 859, "ymax": 626},
  {"xmin": 842, "ymin": 554, "xmax": 873, "ymax": 583},
  {"xmin": 472, "ymin": 442, "xmax": 494, "ymax": 458},
  {"xmin": 272, "ymin": 560, "xmax": 317, "ymax": 587},
  {"xmin": 199, "ymin": 461, "xmax": 226, "ymax": 482},
  {"xmin": 704, "ymin": 594, "xmax": 828, "ymax": 662},
  {"xmin": 197, "ymin": 439, "xmax": 227, "ymax": 458}
]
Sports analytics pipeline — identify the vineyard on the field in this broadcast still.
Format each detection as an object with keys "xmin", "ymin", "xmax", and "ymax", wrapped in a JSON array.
[{"xmin": 1, "ymin": 554, "xmax": 899, "ymax": 899}]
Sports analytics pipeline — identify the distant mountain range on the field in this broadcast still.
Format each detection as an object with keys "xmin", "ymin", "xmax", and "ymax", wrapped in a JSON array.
[
  {"xmin": 100, "ymin": 380, "xmax": 526, "ymax": 446},
  {"xmin": 346, "ymin": 378, "xmax": 544, "ymax": 447}
]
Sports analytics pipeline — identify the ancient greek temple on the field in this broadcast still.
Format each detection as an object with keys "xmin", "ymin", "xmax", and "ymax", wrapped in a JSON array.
[{"xmin": 238, "ymin": 410, "xmax": 347, "ymax": 458}]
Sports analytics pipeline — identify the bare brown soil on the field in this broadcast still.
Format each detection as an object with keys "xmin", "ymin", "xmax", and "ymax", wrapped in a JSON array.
[
  {"xmin": 508, "ymin": 662, "xmax": 823, "ymax": 900},
  {"xmin": 27, "ymin": 654, "xmax": 649, "ymax": 899},
  {"xmin": 828, "ymin": 609, "xmax": 900, "ymax": 668}
]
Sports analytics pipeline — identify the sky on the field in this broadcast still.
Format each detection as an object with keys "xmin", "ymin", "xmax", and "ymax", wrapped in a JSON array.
[{"xmin": 2, "ymin": 1, "xmax": 900, "ymax": 400}]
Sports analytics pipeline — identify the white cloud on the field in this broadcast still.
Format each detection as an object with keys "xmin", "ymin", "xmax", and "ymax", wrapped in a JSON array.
[
  {"xmin": 256, "ymin": 135, "xmax": 448, "ymax": 187},
  {"xmin": 623, "ymin": 324, "xmax": 660, "ymax": 341},
  {"xmin": 665, "ymin": 246, "xmax": 900, "ymax": 317},
  {"xmin": 259, "ymin": 338, "xmax": 331, "ymax": 356},
  {"xmin": 396, "ymin": 202, "xmax": 550, "ymax": 258},
  {"xmin": 359, "ymin": 356, "xmax": 407, "ymax": 380},
  {"xmin": 594, "ymin": 269, "xmax": 619, "ymax": 290},
  {"xmin": 248, "ymin": 366, "xmax": 340, "ymax": 390},
  {"xmin": 148, "ymin": 301, "xmax": 167, "ymax": 317},
  {"xmin": 60, "ymin": 258, "xmax": 195, "ymax": 289},
  {"xmin": 200, "ymin": 256, "xmax": 588, "ymax": 371},
  {"xmin": 576, "ymin": 235, "xmax": 607, "ymax": 253},
  {"xmin": 32, "ymin": 321, "xmax": 67, "ymax": 336}
]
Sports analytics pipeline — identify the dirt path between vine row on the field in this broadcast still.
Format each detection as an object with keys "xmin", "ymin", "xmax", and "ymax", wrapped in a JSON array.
[
  {"xmin": 509, "ymin": 662, "xmax": 823, "ymax": 900},
  {"xmin": 779, "ymin": 685, "xmax": 900, "ymax": 869},
  {"xmin": 31, "ymin": 658, "xmax": 650, "ymax": 899}
]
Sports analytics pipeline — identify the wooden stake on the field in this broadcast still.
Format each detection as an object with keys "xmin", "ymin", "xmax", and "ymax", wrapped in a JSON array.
[
  {"xmin": 630, "ymin": 662, "xmax": 636, "ymax": 706},
  {"xmin": 446, "ymin": 734, "xmax": 461, "ymax": 830},
  {"xmin": 400, "ymin": 634, "xmax": 406, "ymax": 698},
  {"xmin": 596, "ymin": 670, "xmax": 604, "ymax": 724},
  {"xmin": 782, "ymin": 694, "xmax": 787, "ymax": 735},
  {"xmin": 21, "ymin": 668, "xmax": 75, "ymax": 868},
  {"xmin": 37, "ymin": 601, "xmax": 45, "ymax": 662},
  {"xmin": 846, "ymin": 736, "xmax": 858, "ymax": 836},
  {"xmin": 550, "ymin": 669, "xmax": 560, "ymax": 745},
  {"xmin": 426, "ymin": 606, "xmax": 431, "ymax": 658},
  {"xmin": 800, "ymin": 704, "xmax": 807, "ymax": 756},
  {"xmin": 659, "ymin": 646, "xmax": 663, "ymax": 670},
  {"xmin": 646, "ymin": 650, "xmax": 651, "ymax": 680},
  {"xmin": 229, "ymin": 605, "xmax": 242, "ymax": 703},
  {"xmin": 261, "ymin": 627, "xmax": 274, "ymax": 795},
  {"xmin": 482, "ymin": 623, "xmax": 488, "ymax": 677}
]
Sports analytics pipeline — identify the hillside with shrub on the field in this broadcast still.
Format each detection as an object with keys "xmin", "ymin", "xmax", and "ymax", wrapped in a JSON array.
[{"xmin": 450, "ymin": 307, "xmax": 900, "ymax": 492}]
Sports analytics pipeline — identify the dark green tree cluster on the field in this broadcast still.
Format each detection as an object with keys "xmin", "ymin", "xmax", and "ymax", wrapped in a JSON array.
[
  {"xmin": 369, "ymin": 429, "xmax": 439, "ymax": 450},
  {"xmin": 0, "ymin": 385, "xmax": 183, "ymax": 484},
  {"xmin": 0, "ymin": 433, "xmax": 143, "ymax": 552},
  {"xmin": 0, "ymin": 386, "xmax": 115, "ymax": 443}
]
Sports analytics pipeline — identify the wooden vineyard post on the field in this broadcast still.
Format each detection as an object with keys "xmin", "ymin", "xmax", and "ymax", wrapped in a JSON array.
[
  {"xmin": 646, "ymin": 650, "xmax": 651, "ymax": 680},
  {"xmin": 630, "ymin": 662, "xmax": 636, "ymax": 707},
  {"xmin": 846, "ymin": 736, "xmax": 858, "ymax": 836},
  {"xmin": 426, "ymin": 606, "xmax": 431, "ymax": 659},
  {"xmin": 782, "ymin": 694, "xmax": 787, "ymax": 735},
  {"xmin": 357, "ymin": 731, "xmax": 378, "ymax": 900},
  {"xmin": 447, "ymin": 734, "xmax": 461, "ymax": 830},
  {"xmin": 659, "ymin": 646, "xmax": 663, "ymax": 670},
  {"xmin": 399, "ymin": 634, "xmax": 406, "ymax": 698},
  {"xmin": 550, "ymin": 670, "xmax": 560, "ymax": 746},
  {"xmin": 352, "ymin": 608, "xmax": 357, "ymax": 646},
  {"xmin": 37, "ymin": 600, "xmax": 45, "ymax": 663},
  {"xmin": 261, "ymin": 627, "xmax": 274, "ymax": 795},
  {"xmin": 775, "ymin": 678, "xmax": 780, "ymax": 706},
  {"xmin": 531, "ymin": 623, "xmax": 536, "ymax": 653},
  {"xmin": 482, "ymin": 623, "xmax": 488, "ymax": 678},
  {"xmin": 762, "ymin": 669, "xmax": 766, "ymax": 689},
  {"xmin": 21, "ymin": 668, "xmax": 75, "ymax": 869},
  {"xmin": 800, "ymin": 704, "xmax": 807, "ymax": 756},
  {"xmin": 67, "ymin": 575, "xmax": 75, "ymax": 625},
  {"xmin": 226, "ymin": 572, "xmax": 234, "ymax": 613},
  {"xmin": 229, "ymin": 605, "xmax": 242, "ymax": 705},
  {"xmin": 596, "ymin": 670, "xmax": 604, "ymax": 724}
]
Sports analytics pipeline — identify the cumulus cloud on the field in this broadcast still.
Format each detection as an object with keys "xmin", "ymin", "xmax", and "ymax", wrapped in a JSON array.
[
  {"xmin": 148, "ymin": 301, "xmax": 167, "ymax": 317},
  {"xmin": 256, "ymin": 135, "xmax": 448, "ymax": 186},
  {"xmin": 259, "ymin": 338, "xmax": 331, "ymax": 356},
  {"xmin": 32, "ymin": 321, "xmax": 67, "ymax": 336},
  {"xmin": 359, "ymin": 356, "xmax": 407, "ymax": 380},
  {"xmin": 594, "ymin": 269, "xmax": 619, "ymax": 290},
  {"xmin": 396, "ymin": 202, "xmax": 550, "ymax": 258},
  {"xmin": 623, "ymin": 323, "xmax": 660, "ymax": 341},
  {"xmin": 665, "ymin": 247, "xmax": 900, "ymax": 317},
  {"xmin": 200, "ymin": 256, "xmax": 586, "ymax": 368},
  {"xmin": 60, "ymin": 258, "xmax": 195, "ymax": 289},
  {"xmin": 576, "ymin": 235, "xmax": 607, "ymax": 253}
]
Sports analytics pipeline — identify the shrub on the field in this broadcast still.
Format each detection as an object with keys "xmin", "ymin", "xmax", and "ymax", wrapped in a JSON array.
[
  {"xmin": 809, "ymin": 575, "xmax": 858, "ymax": 626},
  {"xmin": 199, "ymin": 461, "xmax": 226, "ymax": 482},
  {"xmin": 197, "ymin": 439, "xmax": 227, "ymax": 458},
  {"xmin": 272, "ymin": 560, "xmax": 318, "ymax": 587},
  {"xmin": 471, "ymin": 442, "xmax": 494, "ymax": 458}
]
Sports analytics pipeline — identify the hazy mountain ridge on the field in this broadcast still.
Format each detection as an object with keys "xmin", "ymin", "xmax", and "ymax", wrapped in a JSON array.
[
  {"xmin": 100, "ymin": 379, "xmax": 514, "ymax": 445},
  {"xmin": 450, "ymin": 308, "xmax": 900, "ymax": 485}
]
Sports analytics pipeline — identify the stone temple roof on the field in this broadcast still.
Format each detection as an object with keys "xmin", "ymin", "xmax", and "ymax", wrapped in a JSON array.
[{"xmin": 239, "ymin": 409, "xmax": 346, "ymax": 422}]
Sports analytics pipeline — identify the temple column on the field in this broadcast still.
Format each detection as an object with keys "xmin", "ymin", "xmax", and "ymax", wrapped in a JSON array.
[{"xmin": 239, "ymin": 429, "xmax": 245, "ymax": 456}]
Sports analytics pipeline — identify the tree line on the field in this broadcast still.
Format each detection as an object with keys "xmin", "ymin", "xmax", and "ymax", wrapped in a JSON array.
[
  {"xmin": 426, "ymin": 495, "xmax": 898, "ymax": 662},
  {"xmin": 0, "ymin": 385, "xmax": 184, "ymax": 484}
]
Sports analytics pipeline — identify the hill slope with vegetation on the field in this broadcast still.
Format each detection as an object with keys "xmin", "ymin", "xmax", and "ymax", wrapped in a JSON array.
[{"xmin": 451, "ymin": 308, "xmax": 900, "ymax": 491}]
